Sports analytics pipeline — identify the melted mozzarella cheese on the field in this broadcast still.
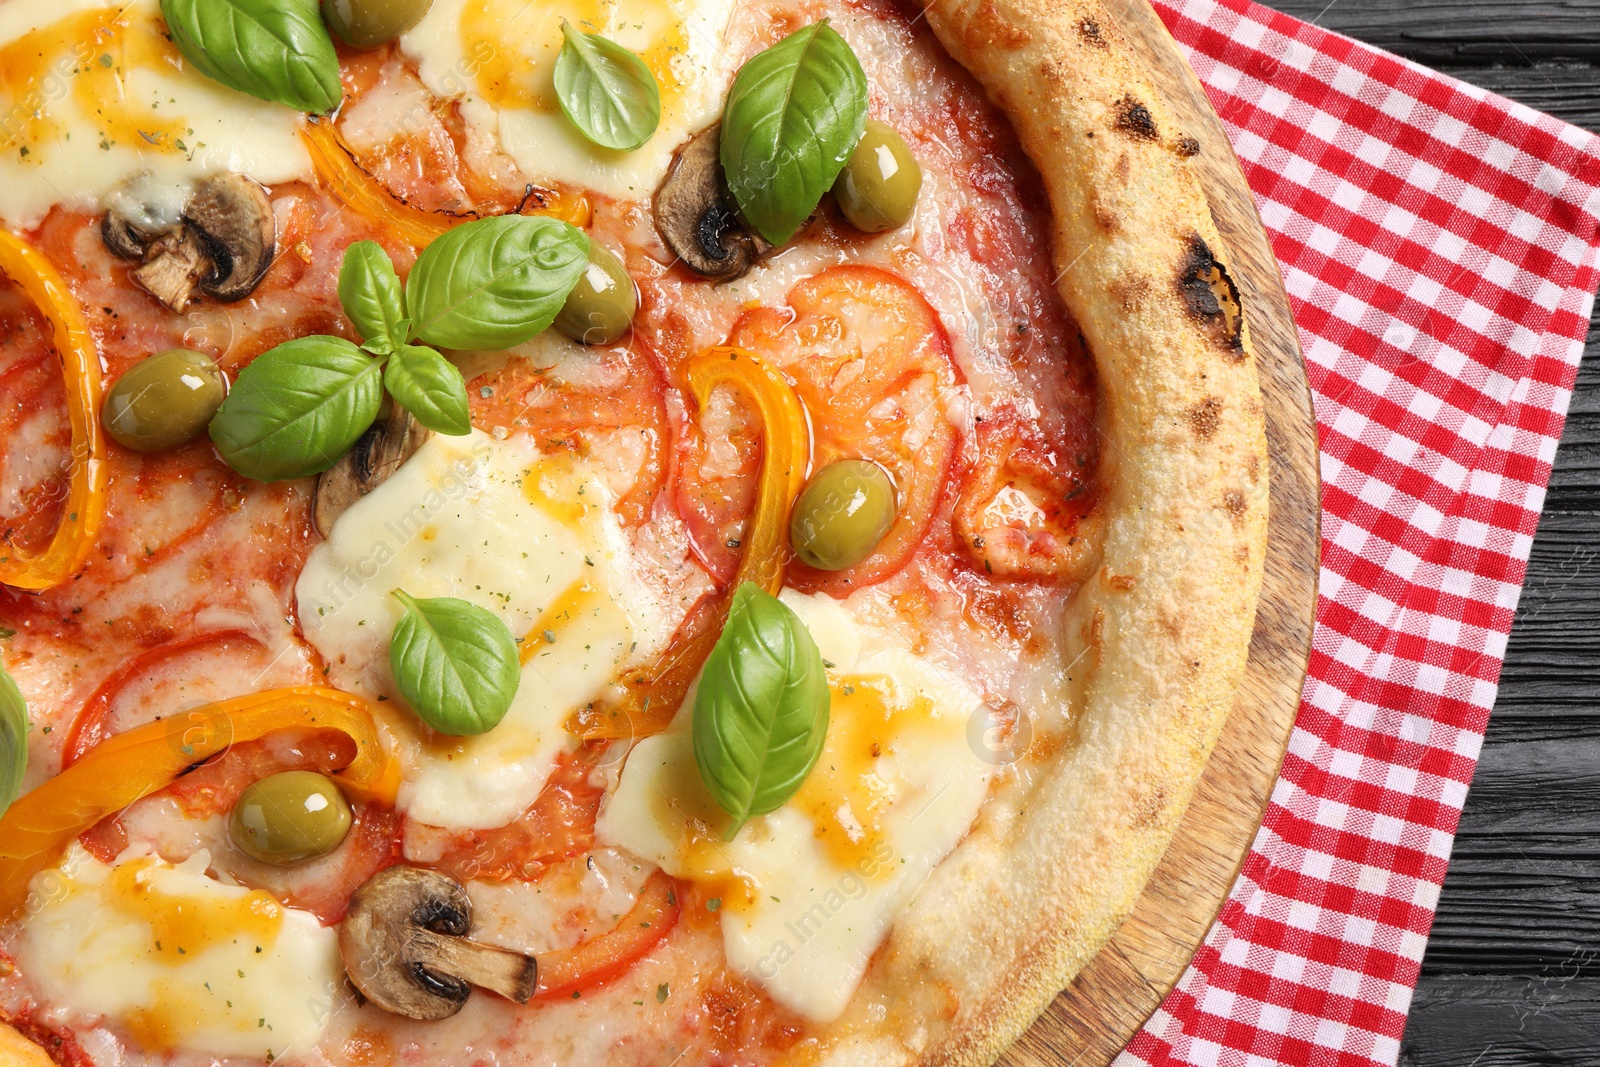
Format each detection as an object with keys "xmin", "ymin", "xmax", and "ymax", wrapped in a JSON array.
[
  {"xmin": 296, "ymin": 430, "xmax": 668, "ymax": 831},
  {"xmin": 17, "ymin": 847, "xmax": 340, "ymax": 1060},
  {"xmin": 597, "ymin": 590, "xmax": 996, "ymax": 1022},
  {"xmin": 0, "ymin": 0, "xmax": 311, "ymax": 228},
  {"xmin": 400, "ymin": 0, "xmax": 737, "ymax": 198}
]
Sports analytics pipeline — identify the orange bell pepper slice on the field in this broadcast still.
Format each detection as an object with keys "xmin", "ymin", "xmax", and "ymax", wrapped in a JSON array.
[
  {"xmin": 0, "ymin": 686, "xmax": 399, "ymax": 915},
  {"xmin": 534, "ymin": 872, "xmax": 680, "ymax": 999},
  {"xmin": 0, "ymin": 230, "xmax": 106, "ymax": 592},
  {"xmin": 574, "ymin": 348, "xmax": 809, "ymax": 741},
  {"xmin": 301, "ymin": 120, "xmax": 591, "ymax": 247}
]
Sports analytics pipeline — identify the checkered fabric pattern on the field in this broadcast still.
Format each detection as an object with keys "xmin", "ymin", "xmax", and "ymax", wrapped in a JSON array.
[{"xmin": 1115, "ymin": 1, "xmax": 1600, "ymax": 1064}]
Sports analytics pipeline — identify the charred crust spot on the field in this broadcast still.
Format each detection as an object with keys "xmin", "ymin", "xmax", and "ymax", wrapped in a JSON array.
[
  {"xmin": 1114, "ymin": 97, "xmax": 1158, "ymax": 141},
  {"xmin": 1092, "ymin": 194, "xmax": 1120, "ymax": 232},
  {"xmin": 1177, "ymin": 135, "xmax": 1201, "ymax": 158},
  {"xmin": 1223, "ymin": 488, "xmax": 1247, "ymax": 523},
  {"xmin": 1178, "ymin": 235, "xmax": 1245, "ymax": 355},
  {"xmin": 1133, "ymin": 783, "xmax": 1169, "ymax": 828},
  {"xmin": 1188, "ymin": 396, "xmax": 1222, "ymax": 439},
  {"xmin": 1079, "ymin": 17, "xmax": 1108, "ymax": 48},
  {"xmin": 1111, "ymin": 273, "xmax": 1151, "ymax": 310}
]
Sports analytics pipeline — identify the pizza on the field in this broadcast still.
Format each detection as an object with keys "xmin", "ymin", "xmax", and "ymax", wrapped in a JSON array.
[{"xmin": 0, "ymin": 0, "xmax": 1269, "ymax": 1063}]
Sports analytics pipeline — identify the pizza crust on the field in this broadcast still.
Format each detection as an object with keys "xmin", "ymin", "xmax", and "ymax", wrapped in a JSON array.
[{"xmin": 803, "ymin": 1, "xmax": 1270, "ymax": 1062}]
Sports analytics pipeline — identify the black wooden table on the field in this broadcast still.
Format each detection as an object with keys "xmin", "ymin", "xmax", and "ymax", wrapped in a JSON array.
[{"xmin": 1257, "ymin": 3, "xmax": 1600, "ymax": 1063}]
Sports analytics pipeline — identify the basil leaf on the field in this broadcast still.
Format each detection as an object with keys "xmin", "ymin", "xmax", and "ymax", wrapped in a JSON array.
[
  {"xmin": 0, "ymin": 661, "xmax": 27, "ymax": 819},
  {"xmin": 721, "ymin": 21, "xmax": 867, "ymax": 246},
  {"xmin": 693, "ymin": 584, "xmax": 829, "ymax": 839},
  {"xmin": 383, "ymin": 345, "xmax": 471, "ymax": 436},
  {"xmin": 160, "ymin": 0, "xmax": 341, "ymax": 114},
  {"xmin": 407, "ymin": 215, "xmax": 590, "ymax": 351},
  {"xmin": 554, "ymin": 22, "xmax": 662, "ymax": 152},
  {"xmin": 208, "ymin": 336, "xmax": 384, "ymax": 482},
  {"xmin": 389, "ymin": 591, "xmax": 521, "ymax": 736},
  {"xmin": 339, "ymin": 241, "xmax": 409, "ymax": 355}
]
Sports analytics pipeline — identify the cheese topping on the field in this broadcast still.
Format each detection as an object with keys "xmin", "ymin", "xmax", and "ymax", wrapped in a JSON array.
[
  {"xmin": 597, "ymin": 590, "xmax": 996, "ymax": 1021},
  {"xmin": 17, "ymin": 847, "xmax": 340, "ymax": 1060},
  {"xmin": 296, "ymin": 430, "xmax": 668, "ymax": 832},
  {"xmin": 0, "ymin": 0, "xmax": 311, "ymax": 228},
  {"xmin": 400, "ymin": 0, "xmax": 738, "ymax": 198}
]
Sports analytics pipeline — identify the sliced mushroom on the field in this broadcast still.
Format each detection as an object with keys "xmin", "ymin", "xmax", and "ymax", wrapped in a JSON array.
[
  {"xmin": 654, "ymin": 123, "xmax": 770, "ymax": 282},
  {"xmin": 340, "ymin": 866, "xmax": 537, "ymax": 1021},
  {"xmin": 313, "ymin": 407, "xmax": 431, "ymax": 538},
  {"xmin": 100, "ymin": 174, "xmax": 277, "ymax": 312},
  {"xmin": 101, "ymin": 211, "xmax": 154, "ymax": 262},
  {"xmin": 186, "ymin": 174, "xmax": 276, "ymax": 302},
  {"xmin": 129, "ymin": 227, "xmax": 210, "ymax": 312}
]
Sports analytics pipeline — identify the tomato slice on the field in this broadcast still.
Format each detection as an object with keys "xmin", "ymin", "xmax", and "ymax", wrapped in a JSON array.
[
  {"xmin": 533, "ymin": 871, "xmax": 680, "ymax": 999},
  {"xmin": 63, "ymin": 629, "xmax": 265, "ymax": 766},
  {"xmin": 433, "ymin": 754, "xmax": 605, "ymax": 883},
  {"xmin": 952, "ymin": 404, "xmax": 1099, "ymax": 582},
  {"xmin": 470, "ymin": 332, "xmax": 669, "ymax": 529},
  {"xmin": 693, "ymin": 265, "xmax": 960, "ymax": 594}
]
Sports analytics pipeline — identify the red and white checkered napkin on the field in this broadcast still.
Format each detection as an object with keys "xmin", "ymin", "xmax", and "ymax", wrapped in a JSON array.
[{"xmin": 1113, "ymin": 1, "xmax": 1600, "ymax": 1064}]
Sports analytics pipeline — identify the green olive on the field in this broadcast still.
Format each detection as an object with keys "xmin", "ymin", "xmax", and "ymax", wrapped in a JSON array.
[
  {"xmin": 832, "ymin": 119, "xmax": 922, "ymax": 234},
  {"xmin": 101, "ymin": 349, "xmax": 226, "ymax": 453},
  {"xmin": 229, "ymin": 771, "xmax": 353, "ymax": 866},
  {"xmin": 321, "ymin": 0, "xmax": 435, "ymax": 48},
  {"xmin": 790, "ymin": 460, "xmax": 898, "ymax": 571},
  {"xmin": 554, "ymin": 243, "xmax": 637, "ymax": 346}
]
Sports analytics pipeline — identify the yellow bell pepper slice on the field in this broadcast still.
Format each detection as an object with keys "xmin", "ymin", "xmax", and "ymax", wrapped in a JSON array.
[
  {"xmin": 301, "ymin": 120, "xmax": 591, "ymax": 247},
  {"xmin": 575, "ymin": 348, "xmax": 810, "ymax": 741},
  {"xmin": 0, "ymin": 1022, "xmax": 53, "ymax": 1066},
  {"xmin": 0, "ymin": 230, "xmax": 106, "ymax": 592},
  {"xmin": 0, "ymin": 686, "xmax": 398, "ymax": 914}
]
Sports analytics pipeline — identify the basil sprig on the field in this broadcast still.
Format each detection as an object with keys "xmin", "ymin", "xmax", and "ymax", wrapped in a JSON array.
[
  {"xmin": 338, "ymin": 241, "xmax": 410, "ymax": 356},
  {"xmin": 209, "ymin": 336, "xmax": 385, "ymax": 482},
  {"xmin": 721, "ymin": 22, "xmax": 868, "ymax": 246},
  {"xmin": 211, "ymin": 219, "xmax": 588, "ymax": 481},
  {"xmin": 384, "ymin": 346, "xmax": 471, "ymax": 437},
  {"xmin": 408, "ymin": 215, "xmax": 590, "ymax": 350},
  {"xmin": 160, "ymin": 0, "xmax": 342, "ymax": 114},
  {"xmin": 554, "ymin": 21, "xmax": 662, "ymax": 152},
  {"xmin": 693, "ymin": 584, "xmax": 830, "ymax": 839},
  {"xmin": 389, "ymin": 591, "xmax": 521, "ymax": 736},
  {"xmin": 0, "ymin": 660, "xmax": 27, "ymax": 819}
]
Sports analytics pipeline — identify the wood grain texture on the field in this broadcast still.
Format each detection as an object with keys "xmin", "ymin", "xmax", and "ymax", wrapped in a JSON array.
[
  {"xmin": 1260, "ymin": 2, "xmax": 1600, "ymax": 1064},
  {"xmin": 999, "ymin": 2, "xmax": 1322, "ymax": 1062},
  {"xmin": 1266, "ymin": 0, "xmax": 1600, "ymax": 64}
]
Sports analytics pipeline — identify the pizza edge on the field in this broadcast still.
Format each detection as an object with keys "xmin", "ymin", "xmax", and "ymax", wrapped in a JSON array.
[{"xmin": 825, "ymin": 1, "xmax": 1272, "ymax": 1062}]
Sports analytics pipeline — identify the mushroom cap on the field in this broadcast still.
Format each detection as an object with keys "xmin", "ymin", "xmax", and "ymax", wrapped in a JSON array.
[
  {"xmin": 100, "ymin": 211, "xmax": 152, "ymax": 261},
  {"xmin": 185, "ymin": 174, "xmax": 276, "ymax": 303},
  {"xmin": 653, "ymin": 124, "xmax": 770, "ymax": 282},
  {"xmin": 340, "ymin": 866, "xmax": 537, "ymax": 1021},
  {"xmin": 314, "ymin": 406, "xmax": 432, "ymax": 538}
]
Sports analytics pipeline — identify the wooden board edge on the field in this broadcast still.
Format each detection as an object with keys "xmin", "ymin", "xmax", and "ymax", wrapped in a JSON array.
[{"xmin": 1000, "ymin": 1, "xmax": 1322, "ymax": 1063}]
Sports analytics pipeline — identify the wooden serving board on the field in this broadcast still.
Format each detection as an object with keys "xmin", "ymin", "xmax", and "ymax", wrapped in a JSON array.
[{"xmin": 1001, "ymin": 2, "xmax": 1323, "ymax": 1064}]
